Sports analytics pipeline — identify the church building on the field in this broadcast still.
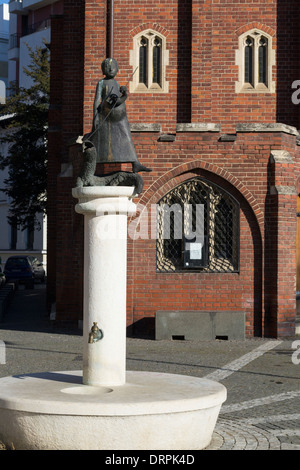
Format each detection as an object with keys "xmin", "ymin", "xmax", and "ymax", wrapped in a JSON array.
[{"xmin": 47, "ymin": 0, "xmax": 300, "ymax": 339}]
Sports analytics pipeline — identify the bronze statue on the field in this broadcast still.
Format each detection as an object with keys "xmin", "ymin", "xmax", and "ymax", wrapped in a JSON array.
[{"xmin": 76, "ymin": 58, "xmax": 151, "ymax": 192}]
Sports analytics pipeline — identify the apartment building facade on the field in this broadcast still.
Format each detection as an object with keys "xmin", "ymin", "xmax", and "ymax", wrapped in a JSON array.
[
  {"xmin": 0, "ymin": 3, "xmax": 9, "ymax": 103},
  {"xmin": 0, "ymin": 0, "xmax": 63, "ymax": 269}
]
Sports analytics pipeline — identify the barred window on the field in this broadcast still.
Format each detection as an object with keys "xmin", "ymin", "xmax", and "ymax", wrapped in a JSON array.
[{"xmin": 156, "ymin": 178, "xmax": 240, "ymax": 273}]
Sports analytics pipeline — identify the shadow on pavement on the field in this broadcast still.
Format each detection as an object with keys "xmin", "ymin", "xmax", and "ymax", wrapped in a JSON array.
[{"xmin": 0, "ymin": 283, "xmax": 81, "ymax": 335}]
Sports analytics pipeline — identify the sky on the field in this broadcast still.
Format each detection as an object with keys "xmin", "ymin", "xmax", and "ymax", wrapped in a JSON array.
[{"xmin": 0, "ymin": 1, "xmax": 8, "ymax": 4}]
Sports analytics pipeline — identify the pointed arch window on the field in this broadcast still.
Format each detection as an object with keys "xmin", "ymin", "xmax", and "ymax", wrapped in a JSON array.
[
  {"xmin": 130, "ymin": 30, "xmax": 169, "ymax": 93},
  {"xmin": 258, "ymin": 36, "xmax": 268, "ymax": 85},
  {"xmin": 152, "ymin": 36, "xmax": 162, "ymax": 86},
  {"xmin": 236, "ymin": 29, "xmax": 275, "ymax": 93},
  {"xmin": 244, "ymin": 36, "xmax": 254, "ymax": 86},
  {"xmin": 156, "ymin": 178, "xmax": 240, "ymax": 273},
  {"xmin": 139, "ymin": 36, "xmax": 148, "ymax": 86}
]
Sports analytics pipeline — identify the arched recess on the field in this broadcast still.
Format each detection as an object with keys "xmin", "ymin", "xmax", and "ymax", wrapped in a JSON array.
[
  {"xmin": 129, "ymin": 160, "xmax": 264, "ymax": 337},
  {"xmin": 138, "ymin": 160, "xmax": 265, "ymax": 237}
]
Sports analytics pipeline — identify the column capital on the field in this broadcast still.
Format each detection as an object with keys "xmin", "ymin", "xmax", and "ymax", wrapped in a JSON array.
[{"xmin": 72, "ymin": 186, "xmax": 136, "ymax": 216}]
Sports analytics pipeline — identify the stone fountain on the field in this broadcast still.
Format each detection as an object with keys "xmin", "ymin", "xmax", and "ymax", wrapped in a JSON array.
[{"xmin": 0, "ymin": 59, "xmax": 226, "ymax": 450}]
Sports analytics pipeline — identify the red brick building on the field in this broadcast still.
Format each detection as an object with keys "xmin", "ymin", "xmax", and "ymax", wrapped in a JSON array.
[{"xmin": 47, "ymin": 0, "xmax": 300, "ymax": 338}]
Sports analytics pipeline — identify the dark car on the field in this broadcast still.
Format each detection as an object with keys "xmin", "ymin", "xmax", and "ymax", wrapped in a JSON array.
[
  {"xmin": 4, "ymin": 256, "xmax": 45, "ymax": 288},
  {"xmin": 0, "ymin": 266, "xmax": 5, "ymax": 287}
]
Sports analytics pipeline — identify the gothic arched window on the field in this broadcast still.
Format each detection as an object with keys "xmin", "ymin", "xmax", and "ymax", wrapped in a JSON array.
[
  {"xmin": 244, "ymin": 36, "xmax": 254, "ymax": 86},
  {"xmin": 156, "ymin": 178, "xmax": 240, "ymax": 273},
  {"xmin": 236, "ymin": 29, "xmax": 275, "ymax": 93},
  {"xmin": 130, "ymin": 30, "xmax": 169, "ymax": 93}
]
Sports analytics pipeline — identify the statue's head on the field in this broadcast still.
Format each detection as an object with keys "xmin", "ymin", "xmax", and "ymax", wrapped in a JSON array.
[{"xmin": 101, "ymin": 58, "xmax": 119, "ymax": 78}]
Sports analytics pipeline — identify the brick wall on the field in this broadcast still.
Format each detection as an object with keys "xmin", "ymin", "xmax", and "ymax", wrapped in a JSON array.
[
  {"xmin": 126, "ymin": 129, "xmax": 299, "ymax": 338},
  {"xmin": 47, "ymin": 1, "xmax": 87, "ymax": 319},
  {"xmin": 47, "ymin": 0, "xmax": 300, "ymax": 337}
]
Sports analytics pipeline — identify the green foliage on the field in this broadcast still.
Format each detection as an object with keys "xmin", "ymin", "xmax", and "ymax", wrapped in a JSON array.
[{"xmin": 0, "ymin": 44, "xmax": 50, "ymax": 230}]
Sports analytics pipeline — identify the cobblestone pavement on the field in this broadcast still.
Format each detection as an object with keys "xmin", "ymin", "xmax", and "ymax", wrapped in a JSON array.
[
  {"xmin": 0, "ymin": 284, "xmax": 299, "ymax": 450},
  {"xmin": 127, "ymin": 337, "xmax": 300, "ymax": 451},
  {"xmin": 207, "ymin": 403, "xmax": 300, "ymax": 450}
]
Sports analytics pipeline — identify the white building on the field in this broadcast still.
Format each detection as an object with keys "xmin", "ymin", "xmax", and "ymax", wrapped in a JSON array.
[
  {"xmin": 0, "ymin": 120, "xmax": 47, "ymax": 268},
  {"xmin": 0, "ymin": 3, "xmax": 9, "ymax": 103},
  {"xmin": 0, "ymin": 0, "xmax": 62, "ymax": 270}
]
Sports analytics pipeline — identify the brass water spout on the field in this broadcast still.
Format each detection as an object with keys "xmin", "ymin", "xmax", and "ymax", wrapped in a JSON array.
[{"xmin": 88, "ymin": 322, "xmax": 103, "ymax": 343}]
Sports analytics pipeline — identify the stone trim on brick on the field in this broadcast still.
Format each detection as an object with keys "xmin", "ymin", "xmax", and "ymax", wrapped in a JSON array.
[
  {"xmin": 235, "ymin": 27, "xmax": 276, "ymax": 94},
  {"xmin": 129, "ymin": 28, "xmax": 169, "ymax": 93},
  {"xmin": 176, "ymin": 123, "xmax": 221, "ymax": 132},
  {"xmin": 130, "ymin": 123, "xmax": 162, "ymax": 132},
  {"xmin": 270, "ymin": 150, "xmax": 294, "ymax": 164},
  {"xmin": 236, "ymin": 123, "xmax": 299, "ymax": 136},
  {"xmin": 270, "ymin": 185, "xmax": 297, "ymax": 195}
]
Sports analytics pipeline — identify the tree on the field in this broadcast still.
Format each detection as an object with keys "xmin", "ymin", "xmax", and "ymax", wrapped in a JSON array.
[{"xmin": 0, "ymin": 44, "xmax": 49, "ymax": 230}]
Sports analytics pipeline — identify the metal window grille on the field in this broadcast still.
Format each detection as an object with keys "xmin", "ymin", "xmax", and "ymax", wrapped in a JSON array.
[
  {"xmin": 156, "ymin": 178, "xmax": 240, "ymax": 273},
  {"xmin": 9, "ymin": 33, "xmax": 20, "ymax": 50}
]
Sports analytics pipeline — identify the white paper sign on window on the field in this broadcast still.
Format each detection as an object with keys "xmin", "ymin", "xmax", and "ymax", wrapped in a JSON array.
[{"xmin": 188, "ymin": 243, "xmax": 202, "ymax": 260}]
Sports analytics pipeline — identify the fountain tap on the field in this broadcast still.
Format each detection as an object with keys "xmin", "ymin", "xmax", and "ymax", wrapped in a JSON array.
[{"xmin": 88, "ymin": 322, "xmax": 103, "ymax": 343}]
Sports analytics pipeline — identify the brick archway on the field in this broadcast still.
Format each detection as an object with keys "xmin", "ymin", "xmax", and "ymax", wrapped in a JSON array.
[
  {"xmin": 127, "ymin": 159, "xmax": 265, "ymax": 337},
  {"xmin": 137, "ymin": 159, "xmax": 265, "ymax": 240},
  {"xmin": 235, "ymin": 22, "xmax": 276, "ymax": 38}
]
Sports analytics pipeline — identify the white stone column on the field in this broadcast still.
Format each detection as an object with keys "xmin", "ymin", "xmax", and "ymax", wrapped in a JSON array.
[{"xmin": 72, "ymin": 186, "xmax": 136, "ymax": 386}]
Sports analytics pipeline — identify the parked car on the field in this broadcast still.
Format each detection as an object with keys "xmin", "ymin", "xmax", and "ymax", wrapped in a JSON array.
[
  {"xmin": 4, "ymin": 256, "xmax": 45, "ymax": 288},
  {"xmin": 0, "ymin": 266, "xmax": 5, "ymax": 287}
]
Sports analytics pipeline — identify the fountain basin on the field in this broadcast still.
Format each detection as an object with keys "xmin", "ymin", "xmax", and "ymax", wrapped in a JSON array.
[{"xmin": 0, "ymin": 370, "xmax": 226, "ymax": 450}]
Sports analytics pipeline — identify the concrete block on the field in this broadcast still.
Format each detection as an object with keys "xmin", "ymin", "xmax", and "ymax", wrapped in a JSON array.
[{"xmin": 155, "ymin": 310, "xmax": 245, "ymax": 340}]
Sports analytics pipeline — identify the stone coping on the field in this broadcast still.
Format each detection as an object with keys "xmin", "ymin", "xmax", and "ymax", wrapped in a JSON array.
[
  {"xmin": 270, "ymin": 150, "xmax": 294, "ymax": 164},
  {"xmin": 270, "ymin": 185, "xmax": 297, "ymax": 196},
  {"xmin": 176, "ymin": 123, "xmax": 221, "ymax": 132},
  {"xmin": 236, "ymin": 123, "xmax": 299, "ymax": 136},
  {"xmin": 130, "ymin": 122, "xmax": 299, "ymax": 135},
  {"xmin": 130, "ymin": 123, "xmax": 162, "ymax": 132}
]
